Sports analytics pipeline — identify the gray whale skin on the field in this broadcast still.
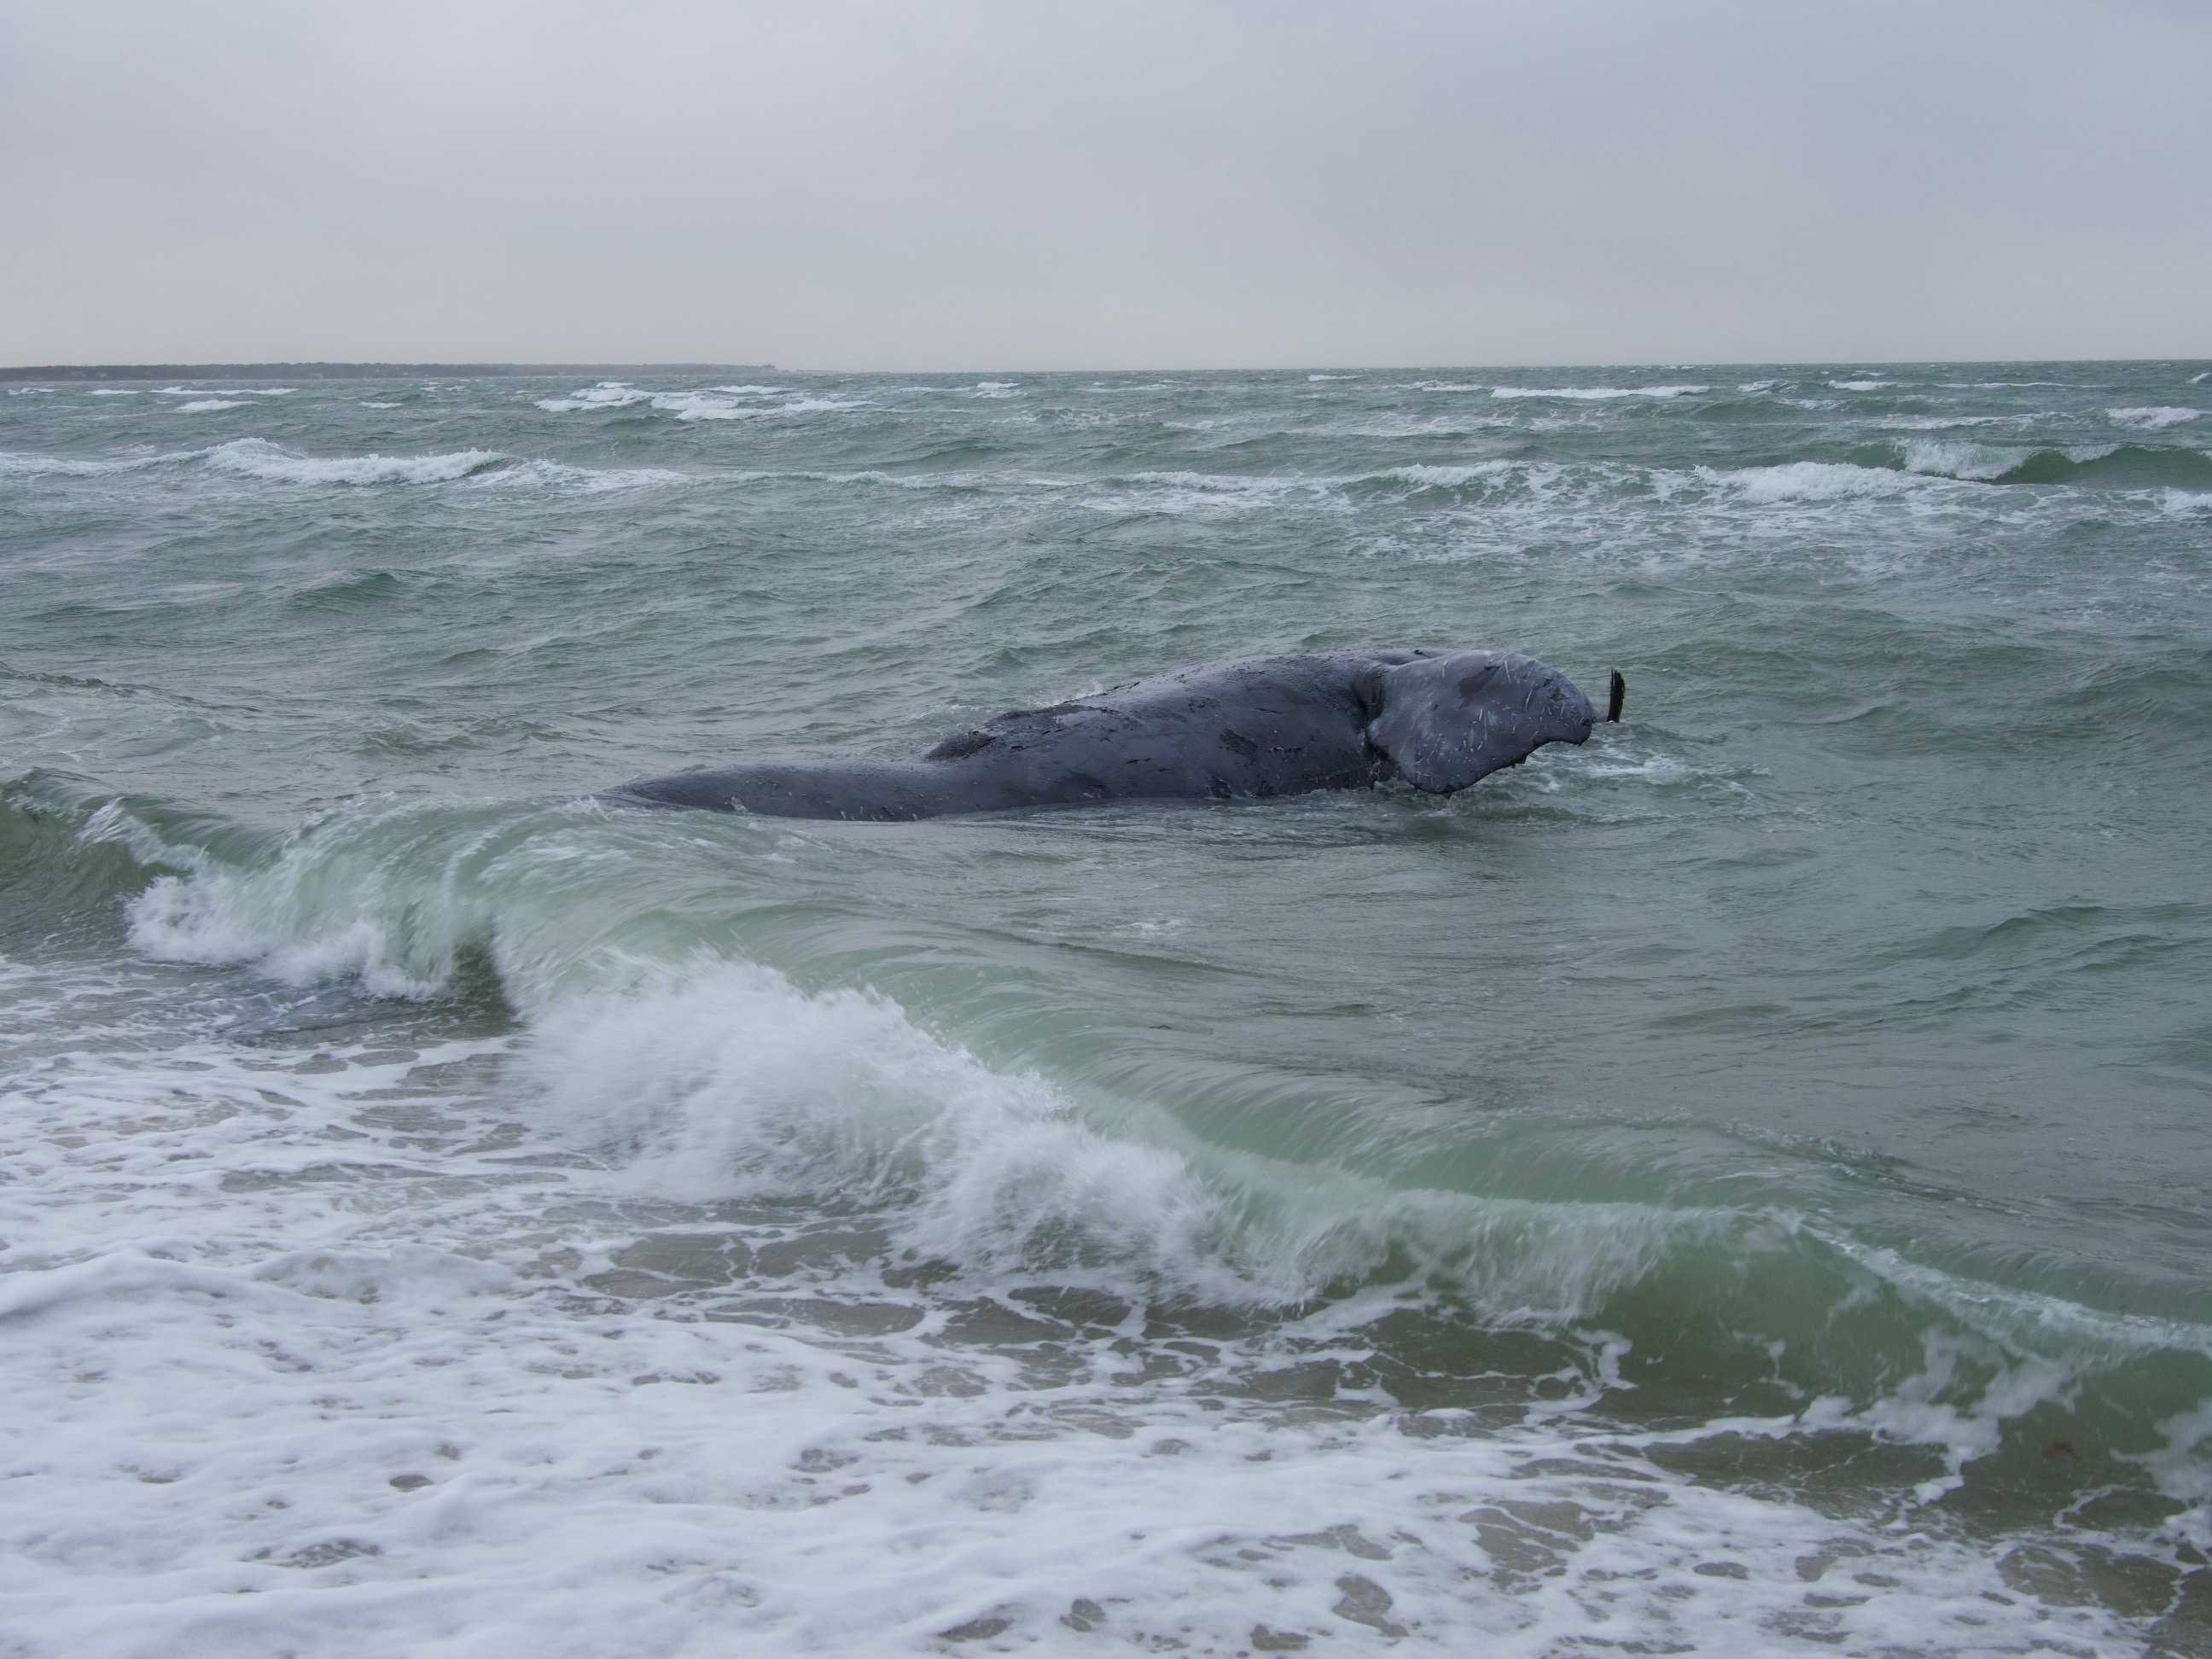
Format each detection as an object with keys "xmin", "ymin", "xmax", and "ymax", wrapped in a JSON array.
[{"xmin": 609, "ymin": 648, "xmax": 1617, "ymax": 821}]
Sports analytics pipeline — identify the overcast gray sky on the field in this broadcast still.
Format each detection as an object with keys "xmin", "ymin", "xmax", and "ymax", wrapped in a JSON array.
[{"xmin": 3, "ymin": 0, "xmax": 2205, "ymax": 370}]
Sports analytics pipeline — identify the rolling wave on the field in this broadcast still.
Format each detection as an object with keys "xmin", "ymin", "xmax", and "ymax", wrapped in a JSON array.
[
  {"xmin": 0, "ymin": 775, "xmax": 2194, "ymax": 1486},
  {"xmin": 1900, "ymin": 439, "xmax": 2212, "ymax": 489}
]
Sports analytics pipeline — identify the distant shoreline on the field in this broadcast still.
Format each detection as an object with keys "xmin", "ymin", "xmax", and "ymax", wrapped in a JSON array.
[{"xmin": 0, "ymin": 362, "xmax": 775, "ymax": 383}]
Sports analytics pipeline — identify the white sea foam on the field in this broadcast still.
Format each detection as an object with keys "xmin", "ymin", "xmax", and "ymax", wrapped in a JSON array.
[
  {"xmin": 2, "ymin": 439, "xmax": 672, "ymax": 493},
  {"xmin": 969, "ymin": 381, "xmax": 1022, "ymax": 397},
  {"xmin": 1875, "ymin": 413, "xmax": 2037, "ymax": 429},
  {"xmin": 0, "ymin": 1033, "xmax": 2145, "ymax": 1659},
  {"xmin": 527, "ymin": 963, "xmax": 1248, "ymax": 1293},
  {"xmin": 358, "ymin": 399, "xmax": 402, "ymax": 409},
  {"xmin": 1377, "ymin": 463, "xmax": 1506, "ymax": 487},
  {"xmin": 1700, "ymin": 461, "xmax": 1930, "ymax": 503},
  {"xmin": 537, "ymin": 383, "xmax": 864, "ymax": 421},
  {"xmin": 772, "ymin": 395, "xmax": 872, "ymax": 414},
  {"xmin": 480, "ymin": 458, "xmax": 687, "ymax": 494},
  {"xmin": 534, "ymin": 381, "xmax": 649, "ymax": 412},
  {"xmin": 89, "ymin": 387, "xmax": 140, "ymax": 395},
  {"xmin": 8, "ymin": 385, "xmax": 54, "ymax": 395},
  {"xmin": 1307, "ymin": 413, "xmax": 1521, "ymax": 439},
  {"xmin": 173, "ymin": 399, "xmax": 247, "ymax": 412},
  {"xmin": 1899, "ymin": 439, "xmax": 2021, "ymax": 480},
  {"xmin": 203, "ymin": 438, "xmax": 503, "ymax": 487},
  {"xmin": 653, "ymin": 393, "xmax": 769, "ymax": 422},
  {"xmin": 1828, "ymin": 379, "xmax": 1890, "ymax": 391},
  {"xmin": 0, "ymin": 880, "xmax": 2174, "ymax": 1655},
  {"xmin": 1363, "ymin": 462, "xmax": 1539, "ymax": 494},
  {"xmin": 1306, "ymin": 372, "xmax": 1357, "ymax": 381},
  {"xmin": 1490, "ymin": 383, "xmax": 1707, "ymax": 400},
  {"xmin": 0, "ymin": 447, "xmax": 195, "ymax": 478},
  {"xmin": 155, "ymin": 386, "xmax": 294, "ymax": 396},
  {"xmin": 1084, "ymin": 470, "xmax": 1333, "ymax": 517},
  {"xmin": 1735, "ymin": 379, "xmax": 1779, "ymax": 393},
  {"xmin": 2106, "ymin": 405, "xmax": 2202, "ymax": 430}
]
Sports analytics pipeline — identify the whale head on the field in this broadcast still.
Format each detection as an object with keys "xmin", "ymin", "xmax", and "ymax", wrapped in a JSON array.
[{"xmin": 1364, "ymin": 649, "xmax": 1598, "ymax": 794}]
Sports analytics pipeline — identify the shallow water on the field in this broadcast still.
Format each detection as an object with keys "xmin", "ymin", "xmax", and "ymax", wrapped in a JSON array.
[{"xmin": 3, "ymin": 364, "xmax": 2209, "ymax": 1654}]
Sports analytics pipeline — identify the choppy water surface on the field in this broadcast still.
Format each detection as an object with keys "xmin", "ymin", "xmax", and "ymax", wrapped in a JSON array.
[{"xmin": 3, "ymin": 364, "xmax": 2209, "ymax": 1655}]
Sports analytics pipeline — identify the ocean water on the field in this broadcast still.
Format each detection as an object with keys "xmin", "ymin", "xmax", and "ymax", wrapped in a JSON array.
[{"xmin": 3, "ymin": 364, "xmax": 2209, "ymax": 1656}]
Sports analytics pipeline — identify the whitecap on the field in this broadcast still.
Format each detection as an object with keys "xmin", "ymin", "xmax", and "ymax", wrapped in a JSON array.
[
  {"xmin": 1899, "ymin": 440, "xmax": 2021, "ymax": 480},
  {"xmin": 2105, "ymin": 405, "xmax": 2202, "ymax": 430},
  {"xmin": 1490, "ymin": 383, "xmax": 1707, "ymax": 400},
  {"xmin": 173, "ymin": 399, "xmax": 247, "ymax": 413},
  {"xmin": 663, "ymin": 391, "xmax": 869, "ymax": 422},
  {"xmin": 1876, "ymin": 413, "xmax": 2037, "ymax": 430},
  {"xmin": 1086, "ymin": 470, "xmax": 1329, "ymax": 515},
  {"xmin": 774, "ymin": 396, "xmax": 873, "ymax": 414},
  {"xmin": 535, "ymin": 381, "xmax": 649, "ymax": 413},
  {"xmin": 1699, "ymin": 461, "xmax": 1928, "ymax": 502},
  {"xmin": 538, "ymin": 383, "xmax": 871, "ymax": 422},
  {"xmin": 0, "ymin": 446, "xmax": 202, "ymax": 478},
  {"xmin": 1308, "ymin": 414, "xmax": 1517, "ymax": 439},
  {"xmin": 1364, "ymin": 462, "xmax": 1523, "ymax": 490},
  {"xmin": 1829, "ymin": 379, "xmax": 1890, "ymax": 391},
  {"xmin": 650, "ymin": 393, "xmax": 765, "ymax": 422},
  {"xmin": 478, "ymin": 458, "xmax": 686, "ymax": 494},
  {"xmin": 203, "ymin": 437, "xmax": 503, "ymax": 487}
]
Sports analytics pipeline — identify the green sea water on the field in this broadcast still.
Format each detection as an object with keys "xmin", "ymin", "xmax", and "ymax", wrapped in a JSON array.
[{"xmin": 3, "ymin": 364, "xmax": 2209, "ymax": 1654}]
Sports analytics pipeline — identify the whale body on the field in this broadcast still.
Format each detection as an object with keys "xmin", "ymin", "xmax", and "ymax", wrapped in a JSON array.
[{"xmin": 609, "ymin": 648, "xmax": 1618, "ymax": 821}]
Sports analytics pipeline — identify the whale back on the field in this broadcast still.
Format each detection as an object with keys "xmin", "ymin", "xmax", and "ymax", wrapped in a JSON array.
[
  {"xmin": 1364, "ymin": 649, "xmax": 1596, "ymax": 794},
  {"xmin": 609, "ymin": 648, "xmax": 1603, "ymax": 818}
]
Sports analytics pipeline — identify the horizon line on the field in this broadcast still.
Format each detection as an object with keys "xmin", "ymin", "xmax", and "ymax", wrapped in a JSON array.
[{"xmin": 4, "ymin": 352, "xmax": 2209, "ymax": 382}]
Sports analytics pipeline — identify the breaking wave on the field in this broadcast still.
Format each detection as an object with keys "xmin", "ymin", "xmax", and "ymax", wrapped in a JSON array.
[
  {"xmin": 13, "ymin": 779, "xmax": 2203, "ymax": 1448},
  {"xmin": 1899, "ymin": 439, "xmax": 2212, "ymax": 489}
]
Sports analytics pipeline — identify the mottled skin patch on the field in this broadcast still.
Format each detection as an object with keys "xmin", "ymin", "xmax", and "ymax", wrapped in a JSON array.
[{"xmin": 609, "ymin": 647, "xmax": 1602, "ymax": 821}]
